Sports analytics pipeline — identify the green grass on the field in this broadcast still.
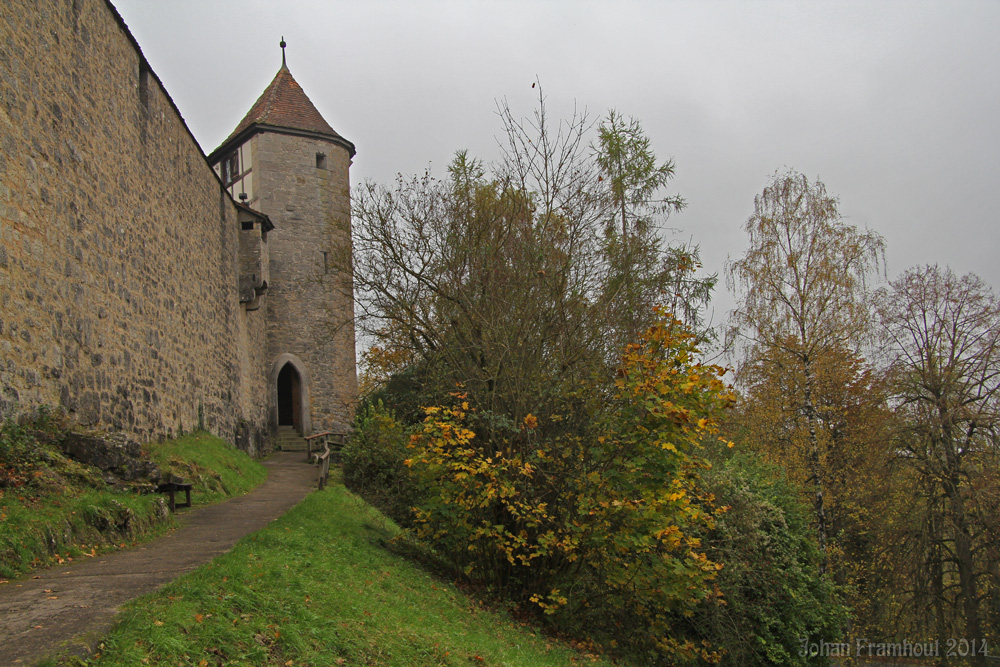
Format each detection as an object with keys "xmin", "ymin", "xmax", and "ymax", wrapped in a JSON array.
[
  {"xmin": 0, "ymin": 427, "xmax": 265, "ymax": 580},
  {"xmin": 84, "ymin": 478, "xmax": 619, "ymax": 667},
  {"xmin": 0, "ymin": 486, "xmax": 172, "ymax": 579},
  {"xmin": 147, "ymin": 431, "xmax": 268, "ymax": 505}
]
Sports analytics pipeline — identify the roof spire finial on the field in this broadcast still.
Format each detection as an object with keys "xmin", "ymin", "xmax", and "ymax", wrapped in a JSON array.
[{"xmin": 280, "ymin": 36, "xmax": 287, "ymax": 68}]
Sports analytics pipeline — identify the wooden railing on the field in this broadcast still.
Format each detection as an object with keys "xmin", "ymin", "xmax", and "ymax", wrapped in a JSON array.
[
  {"xmin": 303, "ymin": 431, "xmax": 348, "ymax": 489},
  {"xmin": 313, "ymin": 441, "xmax": 331, "ymax": 490}
]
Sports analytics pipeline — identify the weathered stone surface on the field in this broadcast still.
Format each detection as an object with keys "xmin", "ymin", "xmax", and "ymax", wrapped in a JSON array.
[
  {"xmin": 60, "ymin": 432, "xmax": 161, "ymax": 483},
  {"xmin": 253, "ymin": 131, "xmax": 358, "ymax": 435},
  {"xmin": 0, "ymin": 0, "xmax": 271, "ymax": 452},
  {"xmin": 0, "ymin": 1, "xmax": 357, "ymax": 453},
  {"xmin": 208, "ymin": 69, "xmax": 358, "ymax": 437}
]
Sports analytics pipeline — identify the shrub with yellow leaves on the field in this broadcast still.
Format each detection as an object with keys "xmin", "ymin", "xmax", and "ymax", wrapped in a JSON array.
[{"xmin": 404, "ymin": 312, "xmax": 735, "ymax": 664}]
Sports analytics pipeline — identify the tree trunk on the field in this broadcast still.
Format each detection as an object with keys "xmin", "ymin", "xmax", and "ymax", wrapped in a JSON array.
[
  {"xmin": 945, "ymin": 480, "xmax": 986, "ymax": 666},
  {"xmin": 801, "ymin": 356, "xmax": 828, "ymax": 572},
  {"xmin": 940, "ymin": 416, "xmax": 987, "ymax": 667}
]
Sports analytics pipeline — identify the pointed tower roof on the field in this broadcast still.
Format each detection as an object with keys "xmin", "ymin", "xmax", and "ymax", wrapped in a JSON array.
[{"xmin": 209, "ymin": 49, "xmax": 354, "ymax": 162}]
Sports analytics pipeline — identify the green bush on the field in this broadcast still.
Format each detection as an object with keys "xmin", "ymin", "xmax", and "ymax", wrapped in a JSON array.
[
  {"xmin": 341, "ymin": 400, "xmax": 421, "ymax": 527},
  {"xmin": 681, "ymin": 454, "xmax": 848, "ymax": 665},
  {"xmin": 0, "ymin": 408, "xmax": 63, "ymax": 489},
  {"xmin": 0, "ymin": 421, "xmax": 34, "ymax": 489}
]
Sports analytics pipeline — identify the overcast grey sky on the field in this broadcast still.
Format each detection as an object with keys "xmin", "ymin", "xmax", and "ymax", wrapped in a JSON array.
[{"xmin": 113, "ymin": 0, "xmax": 1000, "ymax": 322}]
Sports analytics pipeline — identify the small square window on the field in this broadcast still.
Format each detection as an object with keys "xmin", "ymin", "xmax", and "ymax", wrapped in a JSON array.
[{"xmin": 316, "ymin": 152, "xmax": 327, "ymax": 170}]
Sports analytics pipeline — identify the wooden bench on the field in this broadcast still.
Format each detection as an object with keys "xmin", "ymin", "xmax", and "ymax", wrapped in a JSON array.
[{"xmin": 156, "ymin": 480, "xmax": 192, "ymax": 512}]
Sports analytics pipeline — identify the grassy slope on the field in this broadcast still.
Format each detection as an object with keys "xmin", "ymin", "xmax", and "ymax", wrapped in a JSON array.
[
  {"xmin": 148, "ymin": 432, "xmax": 267, "ymax": 506},
  {"xmin": 85, "ymin": 481, "xmax": 618, "ymax": 667},
  {"xmin": 0, "ymin": 430, "xmax": 265, "ymax": 580}
]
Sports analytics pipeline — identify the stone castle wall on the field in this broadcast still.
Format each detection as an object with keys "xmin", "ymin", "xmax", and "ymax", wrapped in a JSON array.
[
  {"xmin": 253, "ymin": 132, "xmax": 358, "ymax": 433},
  {"xmin": 0, "ymin": 0, "xmax": 270, "ymax": 451}
]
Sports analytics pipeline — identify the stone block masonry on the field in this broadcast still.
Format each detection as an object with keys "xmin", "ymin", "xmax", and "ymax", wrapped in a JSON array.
[
  {"xmin": 0, "ymin": 0, "xmax": 270, "ymax": 452},
  {"xmin": 254, "ymin": 132, "xmax": 358, "ymax": 435}
]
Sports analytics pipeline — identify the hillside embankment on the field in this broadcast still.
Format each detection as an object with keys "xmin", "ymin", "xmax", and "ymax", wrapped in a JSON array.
[
  {"xmin": 75, "ymin": 475, "xmax": 617, "ymax": 667},
  {"xmin": 0, "ymin": 451, "xmax": 308, "ymax": 666},
  {"xmin": 1, "ymin": 419, "xmax": 266, "ymax": 581},
  {"xmin": 2, "ymin": 420, "xmax": 614, "ymax": 666}
]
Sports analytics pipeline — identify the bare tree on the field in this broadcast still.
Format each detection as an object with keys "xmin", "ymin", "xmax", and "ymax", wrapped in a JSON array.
[
  {"xmin": 344, "ymin": 90, "xmax": 714, "ymax": 435},
  {"xmin": 876, "ymin": 265, "xmax": 1000, "ymax": 663}
]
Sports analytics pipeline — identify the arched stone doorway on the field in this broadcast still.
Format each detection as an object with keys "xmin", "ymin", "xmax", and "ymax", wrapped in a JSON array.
[
  {"xmin": 276, "ymin": 362, "xmax": 302, "ymax": 432},
  {"xmin": 269, "ymin": 353, "xmax": 312, "ymax": 437}
]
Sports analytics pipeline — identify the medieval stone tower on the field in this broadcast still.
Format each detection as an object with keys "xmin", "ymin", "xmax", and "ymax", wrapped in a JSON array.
[
  {"xmin": 1, "ymin": 1, "xmax": 359, "ymax": 451},
  {"xmin": 208, "ymin": 47, "xmax": 358, "ymax": 439}
]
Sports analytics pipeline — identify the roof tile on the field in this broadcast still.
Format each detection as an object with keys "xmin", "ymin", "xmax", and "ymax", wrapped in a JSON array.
[{"xmin": 219, "ymin": 65, "xmax": 349, "ymax": 150}]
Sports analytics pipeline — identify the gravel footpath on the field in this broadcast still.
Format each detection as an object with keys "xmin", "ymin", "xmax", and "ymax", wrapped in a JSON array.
[{"xmin": 0, "ymin": 451, "xmax": 316, "ymax": 666}]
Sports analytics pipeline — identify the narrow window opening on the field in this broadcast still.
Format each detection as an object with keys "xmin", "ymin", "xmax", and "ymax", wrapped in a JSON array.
[
  {"xmin": 138, "ymin": 62, "xmax": 150, "ymax": 111},
  {"xmin": 316, "ymin": 152, "xmax": 327, "ymax": 170},
  {"xmin": 241, "ymin": 221, "xmax": 254, "ymax": 231},
  {"xmin": 322, "ymin": 251, "xmax": 330, "ymax": 274},
  {"xmin": 222, "ymin": 151, "xmax": 240, "ymax": 186}
]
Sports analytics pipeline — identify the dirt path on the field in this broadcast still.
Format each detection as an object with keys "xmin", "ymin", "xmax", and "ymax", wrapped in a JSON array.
[{"xmin": 0, "ymin": 451, "xmax": 316, "ymax": 666}]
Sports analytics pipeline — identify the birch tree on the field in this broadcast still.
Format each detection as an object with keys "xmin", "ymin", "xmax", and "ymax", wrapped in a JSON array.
[{"xmin": 726, "ymin": 170, "xmax": 885, "ymax": 564}]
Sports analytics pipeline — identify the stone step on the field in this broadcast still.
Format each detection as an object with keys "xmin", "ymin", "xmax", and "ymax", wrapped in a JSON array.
[{"xmin": 275, "ymin": 427, "xmax": 308, "ymax": 452}]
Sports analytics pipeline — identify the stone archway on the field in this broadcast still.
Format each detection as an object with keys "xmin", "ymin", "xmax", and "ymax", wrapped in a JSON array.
[
  {"xmin": 276, "ymin": 363, "xmax": 302, "ymax": 431},
  {"xmin": 269, "ymin": 354, "xmax": 311, "ymax": 437}
]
